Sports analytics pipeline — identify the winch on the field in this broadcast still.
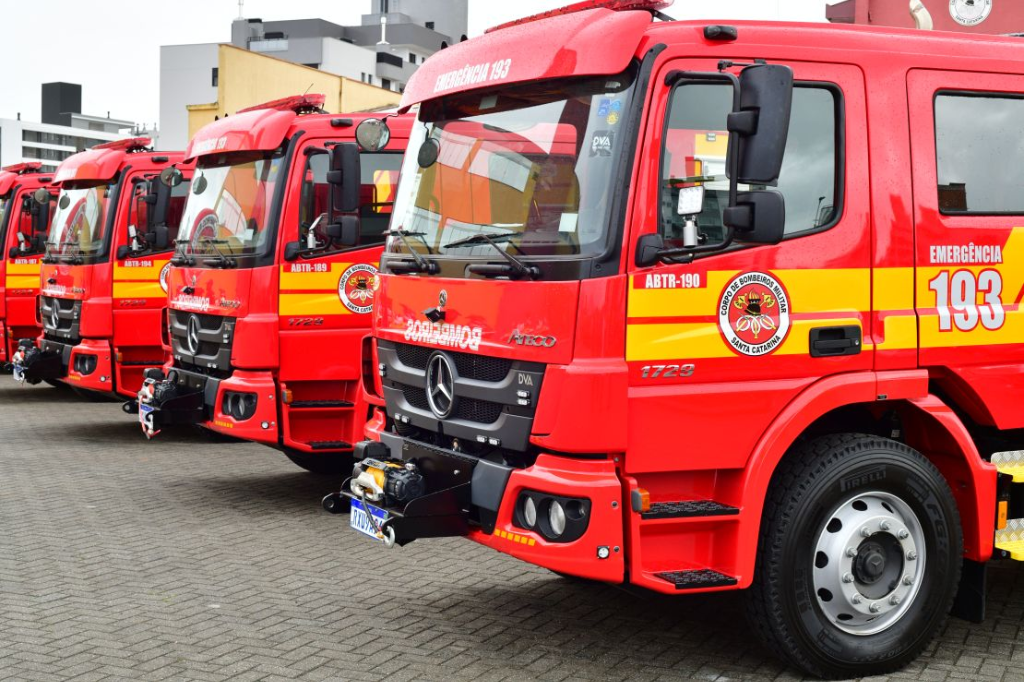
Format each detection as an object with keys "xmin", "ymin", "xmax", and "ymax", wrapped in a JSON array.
[{"xmin": 350, "ymin": 458, "xmax": 426, "ymax": 507}]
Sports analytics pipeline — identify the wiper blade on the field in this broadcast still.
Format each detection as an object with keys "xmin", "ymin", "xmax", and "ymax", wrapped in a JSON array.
[
  {"xmin": 197, "ymin": 237, "xmax": 237, "ymax": 269},
  {"xmin": 383, "ymin": 228, "xmax": 438, "ymax": 274},
  {"xmin": 171, "ymin": 238, "xmax": 196, "ymax": 266},
  {"xmin": 446, "ymin": 233, "xmax": 540, "ymax": 280}
]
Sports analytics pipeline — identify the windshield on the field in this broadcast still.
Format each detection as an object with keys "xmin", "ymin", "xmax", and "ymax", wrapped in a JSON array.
[
  {"xmin": 178, "ymin": 150, "xmax": 285, "ymax": 262},
  {"xmin": 0, "ymin": 195, "xmax": 9, "ymax": 246},
  {"xmin": 388, "ymin": 66, "xmax": 638, "ymax": 261},
  {"xmin": 47, "ymin": 182, "xmax": 117, "ymax": 260}
]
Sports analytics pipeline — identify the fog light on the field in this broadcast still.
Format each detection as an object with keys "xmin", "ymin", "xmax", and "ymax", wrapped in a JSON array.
[
  {"xmin": 548, "ymin": 501, "xmax": 566, "ymax": 537},
  {"xmin": 261, "ymin": 421, "xmax": 270, "ymax": 429},
  {"xmin": 523, "ymin": 497, "xmax": 537, "ymax": 527},
  {"xmin": 597, "ymin": 546, "xmax": 610, "ymax": 560}
]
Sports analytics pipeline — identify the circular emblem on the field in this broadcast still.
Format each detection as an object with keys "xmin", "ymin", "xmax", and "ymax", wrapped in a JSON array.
[
  {"xmin": 950, "ymin": 0, "xmax": 992, "ymax": 26},
  {"xmin": 438, "ymin": 290, "xmax": 448, "ymax": 308},
  {"xmin": 425, "ymin": 352, "xmax": 457, "ymax": 419},
  {"xmin": 718, "ymin": 271, "xmax": 791, "ymax": 357},
  {"xmin": 338, "ymin": 264, "xmax": 379, "ymax": 315},
  {"xmin": 159, "ymin": 263, "xmax": 171, "ymax": 294},
  {"xmin": 185, "ymin": 315, "xmax": 201, "ymax": 355}
]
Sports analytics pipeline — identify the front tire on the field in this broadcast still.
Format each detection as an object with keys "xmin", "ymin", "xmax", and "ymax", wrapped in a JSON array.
[
  {"xmin": 283, "ymin": 448, "xmax": 351, "ymax": 475},
  {"xmin": 746, "ymin": 434, "xmax": 962, "ymax": 679}
]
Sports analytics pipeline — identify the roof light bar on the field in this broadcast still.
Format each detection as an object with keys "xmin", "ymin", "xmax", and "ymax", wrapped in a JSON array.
[
  {"xmin": 487, "ymin": 0, "xmax": 673, "ymax": 33},
  {"xmin": 237, "ymin": 94, "xmax": 327, "ymax": 114},
  {"xmin": 1, "ymin": 162, "xmax": 43, "ymax": 174},
  {"xmin": 93, "ymin": 137, "xmax": 153, "ymax": 152}
]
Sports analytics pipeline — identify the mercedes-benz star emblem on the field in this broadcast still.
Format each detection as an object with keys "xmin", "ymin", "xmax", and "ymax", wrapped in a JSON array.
[
  {"xmin": 425, "ymin": 352, "xmax": 456, "ymax": 419},
  {"xmin": 49, "ymin": 304, "xmax": 60, "ymax": 330},
  {"xmin": 438, "ymin": 290, "xmax": 448, "ymax": 308},
  {"xmin": 186, "ymin": 315, "xmax": 201, "ymax": 355}
]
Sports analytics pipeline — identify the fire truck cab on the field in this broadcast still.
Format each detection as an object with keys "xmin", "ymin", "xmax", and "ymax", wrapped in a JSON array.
[
  {"xmin": 135, "ymin": 95, "xmax": 409, "ymax": 474},
  {"xmin": 325, "ymin": 1, "xmax": 1024, "ymax": 677},
  {"xmin": 0, "ymin": 163, "xmax": 55, "ymax": 367},
  {"xmin": 12, "ymin": 139, "xmax": 191, "ymax": 397}
]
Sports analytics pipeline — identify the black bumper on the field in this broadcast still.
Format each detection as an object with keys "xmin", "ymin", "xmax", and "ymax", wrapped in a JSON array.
[
  {"xmin": 331, "ymin": 433, "xmax": 514, "ymax": 546},
  {"xmin": 13, "ymin": 339, "xmax": 70, "ymax": 383},
  {"xmin": 138, "ymin": 367, "xmax": 221, "ymax": 429}
]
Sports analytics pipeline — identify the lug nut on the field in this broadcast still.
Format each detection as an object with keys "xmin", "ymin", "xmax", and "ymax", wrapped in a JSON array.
[
  {"xmin": 903, "ymin": 576, "xmax": 914, "ymax": 586},
  {"xmin": 847, "ymin": 547, "xmax": 858, "ymax": 557},
  {"xmin": 879, "ymin": 520, "xmax": 891, "ymax": 531},
  {"xmin": 852, "ymin": 594, "xmax": 862, "ymax": 604},
  {"xmin": 907, "ymin": 550, "xmax": 917, "ymax": 561},
  {"xmin": 869, "ymin": 602, "xmax": 881, "ymax": 613},
  {"xmin": 890, "ymin": 595, "xmax": 901, "ymax": 606},
  {"xmin": 898, "ymin": 529, "xmax": 909, "ymax": 540},
  {"xmin": 861, "ymin": 526, "xmax": 872, "ymax": 538},
  {"xmin": 842, "ymin": 573, "xmax": 854, "ymax": 584}
]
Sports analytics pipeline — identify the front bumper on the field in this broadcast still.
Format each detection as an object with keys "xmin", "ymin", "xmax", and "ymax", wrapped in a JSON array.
[
  {"xmin": 136, "ymin": 366, "xmax": 277, "ymax": 442},
  {"xmin": 10, "ymin": 338, "xmax": 69, "ymax": 384},
  {"xmin": 331, "ymin": 433, "xmax": 626, "ymax": 582}
]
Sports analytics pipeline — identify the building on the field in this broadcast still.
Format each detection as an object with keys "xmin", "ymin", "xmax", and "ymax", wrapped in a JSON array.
[
  {"xmin": 182, "ymin": 44, "xmax": 402, "ymax": 144},
  {"xmin": 827, "ymin": 0, "xmax": 1024, "ymax": 33},
  {"xmin": 159, "ymin": 0, "xmax": 467, "ymax": 149},
  {"xmin": 0, "ymin": 83, "xmax": 140, "ymax": 172}
]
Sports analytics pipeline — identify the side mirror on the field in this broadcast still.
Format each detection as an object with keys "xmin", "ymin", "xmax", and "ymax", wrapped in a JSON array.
[
  {"xmin": 283, "ymin": 241, "xmax": 303, "ymax": 262},
  {"xmin": 151, "ymin": 225, "xmax": 170, "ymax": 250},
  {"xmin": 31, "ymin": 196, "xmax": 51, "ymax": 235},
  {"xmin": 327, "ymin": 142, "xmax": 361, "ymax": 214},
  {"xmin": 635, "ymin": 233, "xmax": 666, "ymax": 268},
  {"xmin": 117, "ymin": 245, "xmax": 131, "ymax": 260},
  {"xmin": 725, "ymin": 191, "xmax": 785, "ymax": 245},
  {"xmin": 33, "ymin": 188, "xmax": 52, "ymax": 205},
  {"xmin": 730, "ymin": 64, "xmax": 794, "ymax": 185},
  {"xmin": 8, "ymin": 246, "xmax": 19, "ymax": 259},
  {"xmin": 355, "ymin": 118, "xmax": 391, "ymax": 152},
  {"xmin": 326, "ymin": 214, "xmax": 360, "ymax": 247},
  {"xmin": 160, "ymin": 167, "xmax": 184, "ymax": 188}
]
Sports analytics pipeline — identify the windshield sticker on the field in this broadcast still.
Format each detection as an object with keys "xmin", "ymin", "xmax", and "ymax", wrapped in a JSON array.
[
  {"xmin": 558, "ymin": 213, "xmax": 579, "ymax": 234},
  {"xmin": 433, "ymin": 59, "xmax": 512, "ymax": 95},
  {"xmin": 590, "ymin": 131, "xmax": 615, "ymax": 157},
  {"xmin": 405, "ymin": 319, "xmax": 483, "ymax": 352},
  {"xmin": 718, "ymin": 272, "xmax": 791, "ymax": 357},
  {"xmin": 607, "ymin": 112, "xmax": 621, "ymax": 126},
  {"xmin": 339, "ymin": 264, "xmax": 379, "ymax": 315},
  {"xmin": 597, "ymin": 99, "xmax": 612, "ymax": 117}
]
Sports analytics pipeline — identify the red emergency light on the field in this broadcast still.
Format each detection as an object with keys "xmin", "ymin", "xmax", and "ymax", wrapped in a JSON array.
[
  {"xmin": 487, "ymin": 0, "xmax": 673, "ymax": 33},
  {"xmin": 237, "ymin": 94, "xmax": 327, "ymax": 114},
  {"xmin": 93, "ymin": 137, "xmax": 153, "ymax": 152},
  {"xmin": 1, "ymin": 162, "xmax": 43, "ymax": 174}
]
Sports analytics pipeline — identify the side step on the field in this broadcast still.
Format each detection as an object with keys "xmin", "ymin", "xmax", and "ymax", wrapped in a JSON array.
[
  {"xmin": 642, "ymin": 500, "xmax": 738, "ymax": 520},
  {"xmin": 308, "ymin": 440, "xmax": 353, "ymax": 451},
  {"xmin": 995, "ymin": 519, "xmax": 1024, "ymax": 561},
  {"xmin": 654, "ymin": 569, "xmax": 738, "ymax": 590},
  {"xmin": 290, "ymin": 400, "xmax": 354, "ymax": 409},
  {"xmin": 992, "ymin": 451, "xmax": 1024, "ymax": 482}
]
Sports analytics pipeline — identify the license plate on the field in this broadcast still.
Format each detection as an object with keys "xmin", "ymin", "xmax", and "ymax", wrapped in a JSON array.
[
  {"xmin": 350, "ymin": 499, "xmax": 389, "ymax": 542},
  {"xmin": 139, "ymin": 403, "xmax": 154, "ymax": 426}
]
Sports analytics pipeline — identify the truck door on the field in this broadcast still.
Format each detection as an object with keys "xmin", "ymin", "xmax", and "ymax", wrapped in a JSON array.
[
  {"xmin": 625, "ymin": 59, "xmax": 870, "ymax": 474},
  {"xmin": 908, "ymin": 70, "xmax": 1024, "ymax": 430}
]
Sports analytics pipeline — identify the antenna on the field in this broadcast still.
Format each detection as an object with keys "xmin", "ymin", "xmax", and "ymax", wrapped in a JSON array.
[
  {"xmin": 238, "ymin": 0, "xmax": 244, "ymax": 20},
  {"xmin": 303, "ymin": 83, "xmax": 314, "ymax": 95}
]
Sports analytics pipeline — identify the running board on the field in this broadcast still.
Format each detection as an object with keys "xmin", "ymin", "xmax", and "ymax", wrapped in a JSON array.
[
  {"xmin": 642, "ymin": 500, "xmax": 738, "ymax": 520},
  {"xmin": 654, "ymin": 569, "xmax": 737, "ymax": 590},
  {"xmin": 995, "ymin": 519, "xmax": 1024, "ymax": 560},
  {"xmin": 992, "ymin": 451, "xmax": 1024, "ymax": 482}
]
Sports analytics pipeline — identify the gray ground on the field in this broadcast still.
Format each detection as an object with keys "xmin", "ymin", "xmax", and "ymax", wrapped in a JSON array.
[{"xmin": 1, "ymin": 381, "xmax": 1022, "ymax": 681}]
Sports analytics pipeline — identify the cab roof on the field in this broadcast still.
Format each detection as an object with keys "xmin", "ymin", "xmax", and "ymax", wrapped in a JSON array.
[
  {"xmin": 0, "ymin": 166, "xmax": 53, "ymax": 197},
  {"xmin": 53, "ymin": 138, "xmax": 183, "ymax": 186},
  {"xmin": 401, "ymin": 7, "xmax": 1024, "ymax": 111}
]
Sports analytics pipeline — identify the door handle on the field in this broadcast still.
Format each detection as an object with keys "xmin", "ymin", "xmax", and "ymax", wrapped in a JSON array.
[{"xmin": 810, "ymin": 325, "xmax": 862, "ymax": 358}]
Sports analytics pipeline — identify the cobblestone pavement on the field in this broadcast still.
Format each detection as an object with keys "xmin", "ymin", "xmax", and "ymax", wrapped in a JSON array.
[{"xmin": 1, "ymin": 381, "xmax": 1023, "ymax": 682}]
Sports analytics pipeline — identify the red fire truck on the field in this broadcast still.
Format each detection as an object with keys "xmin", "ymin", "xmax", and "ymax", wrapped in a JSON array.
[
  {"xmin": 133, "ymin": 95, "xmax": 409, "ymax": 474},
  {"xmin": 11, "ymin": 139, "xmax": 191, "ymax": 398},
  {"xmin": 323, "ymin": 0, "xmax": 1024, "ymax": 676},
  {"xmin": 0, "ymin": 163, "xmax": 55, "ymax": 367}
]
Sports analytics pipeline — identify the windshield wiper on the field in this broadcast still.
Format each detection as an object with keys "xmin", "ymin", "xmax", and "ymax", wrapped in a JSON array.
[
  {"xmin": 444, "ymin": 233, "xmax": 540, "ymax": 280},
  {"xmin": 171, "ymin": 238, "xmax": 196, "ymax": 267},
  {"xmin": 383, "ymin": 228, "xmax": 438, "ymax": 274},
  {"xmin": 197, "ymin": 237, "xmax": 238, "ymax": 269}
]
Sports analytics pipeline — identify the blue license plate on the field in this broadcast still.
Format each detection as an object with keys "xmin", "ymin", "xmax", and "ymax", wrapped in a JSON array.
[{"xmin": 350, "ymin": 499, "xmax": 389, "ymax": 542}]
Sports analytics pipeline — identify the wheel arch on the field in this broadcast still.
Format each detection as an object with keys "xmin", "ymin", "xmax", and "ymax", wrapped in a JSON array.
[{"xmin": 735, "ymin": 371, "xmax": 996, "ymax": 586}]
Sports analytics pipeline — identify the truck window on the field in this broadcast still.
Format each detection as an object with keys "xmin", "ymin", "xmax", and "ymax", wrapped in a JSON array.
[
  {"xmin": 936, "ymin": 93, "xmax": 1024, "ymax": 214},
  {"xmin": 299, "ymin": 152, "xmax": 402, "ymax": 251},
  {"xmin": 131, "ymin": 180, "xmax": 189, "ymax": 250},
  {"xmin": 659, "ymin": 83, "xmax": 839, "ymax": 249}
]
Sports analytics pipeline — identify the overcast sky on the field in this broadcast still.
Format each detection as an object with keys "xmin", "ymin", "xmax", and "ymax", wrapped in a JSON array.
[{"xmin": 0, "ymin": 0, "xmax": 829, "ymax": 128}]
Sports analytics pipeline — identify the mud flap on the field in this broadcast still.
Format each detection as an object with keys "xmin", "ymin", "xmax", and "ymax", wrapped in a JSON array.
[{"xmin": 951, "ymin": 558, "xmax": 986, "ymax": 623}]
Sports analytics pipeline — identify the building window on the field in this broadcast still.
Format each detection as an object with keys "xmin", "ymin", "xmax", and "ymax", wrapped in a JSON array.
[
  {"xmin": 409, "ymin": 53, "xmax": 417, "ymax": 64},
  {"xmin": 382, "ymin": 78, "xmax": 392, "ymax": 91},
  {"xmin": 212, "ymin": 68, "xmax": 219, "ymax": 87},
  {"xmin": 936, "ymin": 92, "xmax": 1024, "ymax": 214},
  {"xmin": 426, "ymin": 21, "xmax": 435, "ymax": 29}
]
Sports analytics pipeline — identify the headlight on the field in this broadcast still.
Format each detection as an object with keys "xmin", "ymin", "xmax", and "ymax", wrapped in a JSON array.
[
  {"xmin": 548, "ymin": 500, "xmax": 566, "ymax": 537},
  {"xmin": 523, "ymin": 497, "xmax": 537, "ymax": 527}
]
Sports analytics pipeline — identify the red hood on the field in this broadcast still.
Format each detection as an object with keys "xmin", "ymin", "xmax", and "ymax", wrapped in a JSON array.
[
  {"xmin": 400, "ymin": 7, "xmax": 651, "ymax": 110},
  {"xmin": 375, "ymin": 274, "xmax": 580, "ymax": 365},
  {"xmin": 185, "ymin": 108, "xmax": 297, "ymax": 162},
  {"xmin": 167, "ymin": 266, "xmax": 253, "ymax": 318},
  {"xmin": 40, "ymin": 263, "xmax": 92, "ymax": 301}
]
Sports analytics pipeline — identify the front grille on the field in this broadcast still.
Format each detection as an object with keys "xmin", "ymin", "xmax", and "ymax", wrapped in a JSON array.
[
  {"xmin": 401, "ymin": 384, "xmax": 504, "ymax": 424},
  {"xmin": 395, "ymin": 342, "xmax": 512, "ymax": 382},
  {"xmin": 170, "ymin": 310, "xmax": 235, "ymax": 375},
  {"xmin": 40, "ymin": 297, "xmax": 81, "ymax": 343}
]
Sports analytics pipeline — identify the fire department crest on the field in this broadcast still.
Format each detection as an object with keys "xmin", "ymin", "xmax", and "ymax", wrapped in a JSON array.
[
  {"xmin": 339, "ymin": 264, "xmax": 379, "ymax": 315},
  {"xmin": 159, "ymin": 263, "xmax": 171, "ymax": 294},
  {"xmin": 718, "ymin": 271, "xmax": 791, "ymax": 357}
]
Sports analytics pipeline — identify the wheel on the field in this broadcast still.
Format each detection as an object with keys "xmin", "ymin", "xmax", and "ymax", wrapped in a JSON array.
[
  {"xmin": 746, "ymin": 434, "xmax": 962, "ymax": 679},
  {"xmin": 283, "ymin": 448, "xmax": 352, "ymax": 475}
]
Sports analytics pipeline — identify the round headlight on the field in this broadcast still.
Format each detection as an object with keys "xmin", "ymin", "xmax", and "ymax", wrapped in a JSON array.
[
  {"xmin": 548, "ymin": 500, "xmax": 566, "ymax": 537},
  {"xmin": 523, "ymin": 497, "xmax": 537, "ymax": 527}
]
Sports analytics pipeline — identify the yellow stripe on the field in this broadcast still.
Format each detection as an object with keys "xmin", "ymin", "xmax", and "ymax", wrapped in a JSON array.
[
  {"xmin": 113, "ymin": 259, "xmax": 170, "ymax": 281},
  {"xmin": 626, "ymin": 318, "xmax": 864, "ymax": 362},
  {"xmin": 877, "ymin": 314, "xmax": 918, "ymax": 351},
  {"xmin": 279, "ymin": 293, "xmax": 352, "ymax": 317},
  {"xmin": 5, "ymin": 263, "xmax": 41, "ymax": 276},
  {"xmin": 113, "ymin": 282, "xmax": 165, "ymax": 299},
  {"xmin": 279, "ymin": 262, "xmax": 355, "ymax": 291},
  {"xmin": 4, "ymin": 276, "xmax": 38, "ymax": 289},
  {"xmin": 874, "ymin": 268, "xmax": 914, "ymax": 311}
]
